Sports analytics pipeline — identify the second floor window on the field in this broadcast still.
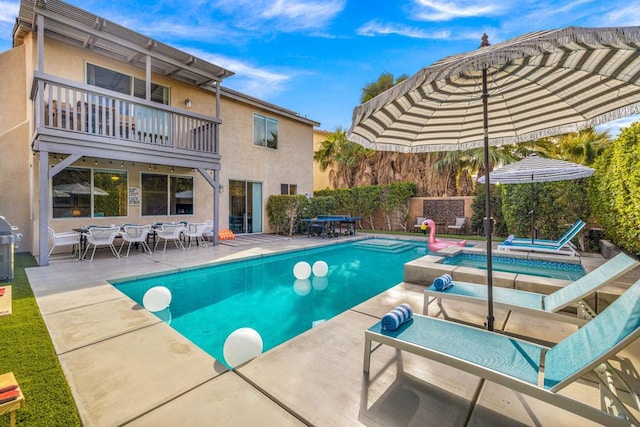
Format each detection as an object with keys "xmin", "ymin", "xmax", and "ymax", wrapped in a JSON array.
[
  {"xmin": 87, "ymin": 64, "xmax": 169, "ymax": 105},
  {"xmin": 253, "ymin": 113, "xmax": 278, "ymax": 149}
]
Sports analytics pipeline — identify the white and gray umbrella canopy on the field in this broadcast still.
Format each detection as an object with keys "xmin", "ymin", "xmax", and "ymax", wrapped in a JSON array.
[
  {"xmin": 477, "ymin": 154, "xmax": 595, "ymax": 185},
  {"xmin": 348, "ymin": 26, "xmax": 640, "ymax": 331},
  {"xmin": 348, "ymin": 26, "xmax": 640, "ymax": 153}
]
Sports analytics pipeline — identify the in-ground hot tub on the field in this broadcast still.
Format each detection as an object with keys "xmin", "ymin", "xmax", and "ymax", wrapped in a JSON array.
[{"xmin": 404, "ymin": 245, "xmax": 586, "ymax": 297}]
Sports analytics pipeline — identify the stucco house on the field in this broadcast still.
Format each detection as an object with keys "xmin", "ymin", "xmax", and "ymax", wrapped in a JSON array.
[{"xmin": 0, "ymin": 0, "xmax": 319, "ymax": 265}]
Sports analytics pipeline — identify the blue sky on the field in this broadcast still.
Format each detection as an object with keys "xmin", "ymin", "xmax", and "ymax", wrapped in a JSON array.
[{"xmin": 0, "ymin": 0, "xmax": 638, "ymax": 135}]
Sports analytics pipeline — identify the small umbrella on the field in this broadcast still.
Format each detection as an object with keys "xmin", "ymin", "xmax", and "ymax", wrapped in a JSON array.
[
  {"xmin": 54, "ymin": 183, "xmax": 109, "ymax": 196},
  {"xmin": 348, "ymin": 26, "xmax": 640, "ymax": 331},
  {"xmin": 478, "ymin": 153, "xmax": 594, "ymax": 243}
]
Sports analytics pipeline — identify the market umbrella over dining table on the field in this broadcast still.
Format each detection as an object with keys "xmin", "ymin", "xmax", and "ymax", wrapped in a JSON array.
[
  {"xmin": 477, "ymin": 153, "xmax": 595, "ymax": 243},
  {"xmin": 348, "ymin": 26, "xmax": 640, "ymax": 331}
]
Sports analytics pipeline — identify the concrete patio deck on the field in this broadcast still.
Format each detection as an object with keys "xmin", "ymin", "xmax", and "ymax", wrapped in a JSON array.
[{"xmin": 24, "ymin": 234, "xmax": 640, "ymax": 426}]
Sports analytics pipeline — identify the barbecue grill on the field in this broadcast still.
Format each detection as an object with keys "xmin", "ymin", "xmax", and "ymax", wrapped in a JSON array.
[{"xmin": 0, "ymin": 216, "xmax": 20, "ymax": 282}]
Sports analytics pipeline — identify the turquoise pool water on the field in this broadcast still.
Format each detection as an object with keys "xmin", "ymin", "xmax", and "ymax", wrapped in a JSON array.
[
  {"xmin": 442, "ymin": 253, "xmax": 585, "ymax": 281},
  {"xmin": 114, "ymin": 238, "xmax": 428, "ymax": 367}
]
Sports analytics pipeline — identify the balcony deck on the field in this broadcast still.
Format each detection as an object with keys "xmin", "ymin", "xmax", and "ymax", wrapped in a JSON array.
[{"xmin": 32, "ymin": 73, "xmax": 221, "ymax": 170}]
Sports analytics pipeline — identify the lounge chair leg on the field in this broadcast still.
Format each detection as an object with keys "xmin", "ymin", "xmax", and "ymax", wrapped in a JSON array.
[
  {"xmin": 363, "ymin": 336, "xmax": 372, "ymax": 373},
  {"xmin": 595, "ymin": 363, "xmax": 640, "ymax": 425}
]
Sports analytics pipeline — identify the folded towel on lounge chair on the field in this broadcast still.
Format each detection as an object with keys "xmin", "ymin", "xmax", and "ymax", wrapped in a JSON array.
[
  {"xmin": 503, "ymin": 234, "xmax": 515, "ymax": 245},
  {"xmin": 381, "ymin": 303, "xmax": 413, "ymax": 331},
  {"xmin": 0, "ymin": 384, "xmax": 17, "ymax": 394},
  {"xmin": 433, "ymin": 274, "xmax": 453, "ymax": 291},
  {"xmin": 0, "ymin": 389, "xmax": 19, "ymax": 404}
]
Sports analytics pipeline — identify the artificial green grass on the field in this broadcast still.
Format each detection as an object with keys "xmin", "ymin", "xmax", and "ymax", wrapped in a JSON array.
[{"xmin": 0, "ymin": 254, "xmax": 80, "ymax": 427}]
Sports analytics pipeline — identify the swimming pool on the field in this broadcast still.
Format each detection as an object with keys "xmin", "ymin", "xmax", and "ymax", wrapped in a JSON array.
[
  {"xmin": 442, "ymin": 253, "xmax": 584, "ymax": 281},
  {"xmin": 114, "ymin": 238, "xmax": 428, "ymax": 367}
]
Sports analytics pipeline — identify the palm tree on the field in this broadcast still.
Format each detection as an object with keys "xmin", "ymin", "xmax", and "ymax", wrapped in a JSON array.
[
  {"xmin": 314, "ymin": 127, "xmax": 372, "ymax": 188},
  {"xmin": 548, "ymin": 128, "xmax": 611, "ymax": 165}
]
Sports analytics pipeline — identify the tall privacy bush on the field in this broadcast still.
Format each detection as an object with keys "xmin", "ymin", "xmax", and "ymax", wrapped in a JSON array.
[
  {"xmin": 589, "ymin": 122, "xmax": 640, "ymax": 254},
  {"xmin": 501, "ymin": 180, "xmax": 591, "ymax": 241}
]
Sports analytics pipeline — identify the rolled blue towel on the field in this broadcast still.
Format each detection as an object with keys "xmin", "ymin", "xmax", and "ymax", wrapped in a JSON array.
[
  {"xmin": 381, "ymin": 303, "xmax": 414, "ymax": 331},
  {"xmin": 433, "ymin": 274, "xmax": 453, "ymax": 291},
  {"xmin": 397, "ymin": 302, "xmax": 413, "ymax": 319},
  {"xmin": 503, "ymin": 234, "xmax": 515, "ymax": 245}
]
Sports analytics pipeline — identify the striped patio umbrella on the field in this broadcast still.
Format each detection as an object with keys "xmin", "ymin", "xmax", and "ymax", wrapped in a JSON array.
[
  {"xmin": 477, "ymin": 153, "xmax": 595, "ymax": 243},
  {"xmin": 348, "ymin": 26, "xmax": 640, "ymax": 331}
]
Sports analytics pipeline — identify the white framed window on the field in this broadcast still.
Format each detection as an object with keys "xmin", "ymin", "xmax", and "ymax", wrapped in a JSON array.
[{"xmin": 253, "ymin": 113, "xmax": 278, "ymax": 149}]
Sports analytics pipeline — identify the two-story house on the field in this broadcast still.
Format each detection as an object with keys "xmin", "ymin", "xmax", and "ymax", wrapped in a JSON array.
[{"xmin": 0, "ymin": 0, "xmax": 319, "ymax": 265}]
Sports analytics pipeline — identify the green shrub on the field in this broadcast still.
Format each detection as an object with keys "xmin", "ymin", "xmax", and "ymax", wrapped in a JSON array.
[
  {"xmin": 501, "ymin": 180, "xmax": 591, "ymax": 241},
  {"xmin": 589, "ymin": 122, "xmax": 640, "ymax": 254}
]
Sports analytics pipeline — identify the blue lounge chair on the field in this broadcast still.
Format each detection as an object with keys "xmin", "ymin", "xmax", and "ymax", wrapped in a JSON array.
[
  {"xmin": 365, "ymin": 277, "xmax": 640, "ymax": 426},
  {"xmin": 424, "ymin": 252, "xmax": 639, "ymax": 326},
  {"xmin": 498, "ymin": 219, "xmax": 585, "ymax": 256}
]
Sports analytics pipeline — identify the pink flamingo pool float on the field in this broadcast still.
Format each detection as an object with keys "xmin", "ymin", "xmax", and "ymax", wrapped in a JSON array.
[{"xmin": 421, "ymin": 219, "xmax": 467, "ymax": 252}]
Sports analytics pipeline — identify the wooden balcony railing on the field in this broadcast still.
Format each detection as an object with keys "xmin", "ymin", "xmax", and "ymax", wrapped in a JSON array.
[{"xmin": 33, "ymin": 74, "xmax": 219, "ymax": 154}]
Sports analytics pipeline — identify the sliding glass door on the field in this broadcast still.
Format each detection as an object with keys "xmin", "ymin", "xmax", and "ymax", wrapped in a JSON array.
[{"xmin": 229, "ymin": 180, "xmax": 262, "ymax": 234}]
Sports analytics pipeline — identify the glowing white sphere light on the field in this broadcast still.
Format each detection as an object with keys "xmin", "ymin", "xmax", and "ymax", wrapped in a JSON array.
[
  {"xmin": 223, "ymin": 327, "xmax": 263, "ymax": 368},
  {"xmin": 312, "ymin": 260, "xmax": 329, "ymax": 277},
  {"xmin": 293, "ymin": 261, "xmax": 312, "ymax": 280},
  {"xmin": 142, "ymin": 286, "xmax": 172, "ymax": 312}
]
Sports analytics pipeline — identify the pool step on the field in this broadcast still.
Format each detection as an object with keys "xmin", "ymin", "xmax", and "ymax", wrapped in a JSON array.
[{"xmin": 353, "ymin": 240, "xmax": 415, "ymax": 253}]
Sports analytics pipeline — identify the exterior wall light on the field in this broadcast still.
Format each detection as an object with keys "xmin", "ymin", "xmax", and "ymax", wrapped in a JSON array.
[{"xmin": 185, "ymin": 98, "xmax": 192, "ymax": 109}]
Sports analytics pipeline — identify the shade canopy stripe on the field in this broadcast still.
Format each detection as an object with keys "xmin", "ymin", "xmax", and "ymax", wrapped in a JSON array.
[
  {"xmin": 477, "ymin": 153, "xmax": 595, "ymax": 184},
  {"xmin": 348, "ymin": 26, "xmax": 640, "ymax": 153}
]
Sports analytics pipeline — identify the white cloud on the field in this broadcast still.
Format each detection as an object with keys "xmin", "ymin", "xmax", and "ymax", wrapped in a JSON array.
[
  {"xmin": 602, "ymin": 5, "xmax": 640, "ymax": 27},
  {"xmin": 357, "ymin": 21, "xmax": 452, "ymax": 39},
  {"xmin": 181, "ymin": 47, "xmax": 292, "ymax": 99},
  {"xmin": 0, "ymin": 1, "xmax": 18, "ymax": 24},
  {"xmin": 413, "ymin": 0, "xmax": 504, "ymax": 21},
  {"xmin": 213, "ymin": 0, "xmax": 345, "ymax": 32}
]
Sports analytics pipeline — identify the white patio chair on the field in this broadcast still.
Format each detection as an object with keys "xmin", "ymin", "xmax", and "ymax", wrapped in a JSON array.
[
  {"xmin": 183, "ymin": 222, "xmax": 208, "ymax": 249},
  {"xmin": 82, "ymin": 226, "xmax": 120, "ymax": 262},
  {"xmin": 202, "ymin": 219, "xmax": 214, "ymax": 242},
  {"xmin": 47, "ymin": 227, "xmax": 81, "ymax": 257},
  {"xmin": 119, "ymin": 224, "xmax": 152, "ymax": 257},
  {"xmin": 154, "ymin": 223, "xmax": 185, "ymax": 252}
]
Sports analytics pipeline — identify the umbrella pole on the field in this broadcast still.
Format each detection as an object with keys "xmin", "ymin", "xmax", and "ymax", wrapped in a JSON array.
[
  {"xmin": 531, "ymin": 180, "xmax": 535, "ymax": 244},
  {"xmin": 481, "ymin": 50, "xmax": 494, "ymax": 332}
]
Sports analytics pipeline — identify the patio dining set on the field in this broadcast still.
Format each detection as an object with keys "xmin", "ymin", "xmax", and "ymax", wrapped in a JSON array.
[{"xmin": 48, "ymin": 221, "xmax": 213, "ymax": 261}]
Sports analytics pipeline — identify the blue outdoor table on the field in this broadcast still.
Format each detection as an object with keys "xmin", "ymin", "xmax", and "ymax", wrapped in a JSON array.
[{"xmin": 301, "ymin": 215, "xmax": 362, "ymax": 238}]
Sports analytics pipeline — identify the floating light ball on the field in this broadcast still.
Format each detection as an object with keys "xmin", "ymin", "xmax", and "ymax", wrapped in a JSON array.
[
  {"xmin": 142, "ymin": 286, "xmax": 172, "ymax": 312},
  {"xmin": 223, "ymin": 327, "xmax": 263, "ymax": 368},
  {"xmin": 293, "ymin": 279, "xmax": 312, "ymax": 296},
  {"xmin": 312, "ymin": 260, "xmax": 329, "ymax": 277},
  {"xmin": 293, "ymin": 261, "xmax": 312, "ymax": 280}
]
